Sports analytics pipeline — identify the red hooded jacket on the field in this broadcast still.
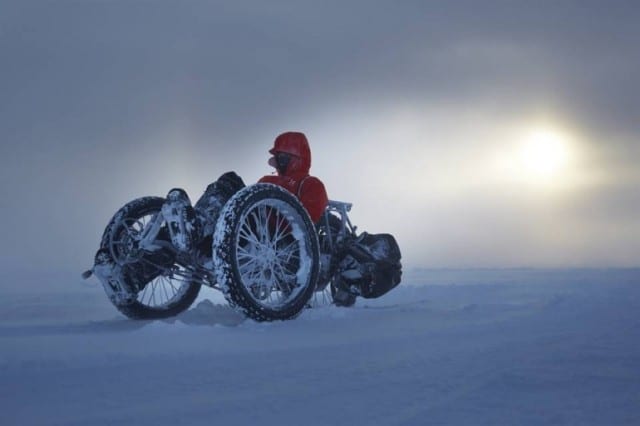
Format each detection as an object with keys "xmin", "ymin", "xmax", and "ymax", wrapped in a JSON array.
[{"xmin": 259, "ymin": 132, "xmax": 328, "ymax": 223}]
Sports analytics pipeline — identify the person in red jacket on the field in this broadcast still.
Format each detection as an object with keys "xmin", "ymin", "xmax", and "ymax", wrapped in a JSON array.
[
  {"xmin": 259, "ymin": 131, "xmax": 328, "ymax": 224},
  {"xmin": 162, "ymin": 131, "xmax": 328, "ymax": 252}
]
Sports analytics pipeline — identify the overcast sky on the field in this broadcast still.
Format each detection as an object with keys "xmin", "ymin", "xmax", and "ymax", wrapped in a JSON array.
[{"xmin": 1, "ymin": 0, "xmax": 639, "ymax": 284}]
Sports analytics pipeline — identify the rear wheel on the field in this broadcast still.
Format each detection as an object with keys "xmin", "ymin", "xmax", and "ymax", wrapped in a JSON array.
[
  {"xmin": 318, "ymin": 214, "xmax": 357, "ymax": 307},
  {"xmin": 330, "ymin": 281, "xmax": 357, "ymax": 307},
  {"xmin": 213, "ymin": 184, "xmax": 320, "ymax": 322},
  {"xmin": 100, "ymin": 197, "xmax": 201, "ymax": 319}
]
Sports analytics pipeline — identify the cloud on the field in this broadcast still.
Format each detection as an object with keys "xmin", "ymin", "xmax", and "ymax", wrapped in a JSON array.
[{"xmin": 0, "ymin": 0, "xmax": 639, "ymax": 275}]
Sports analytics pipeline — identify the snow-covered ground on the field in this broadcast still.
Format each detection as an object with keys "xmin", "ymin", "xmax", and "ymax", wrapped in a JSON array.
[{"xmin": 2, "ymin": 269, "xmax": 639, "ymax": 425}]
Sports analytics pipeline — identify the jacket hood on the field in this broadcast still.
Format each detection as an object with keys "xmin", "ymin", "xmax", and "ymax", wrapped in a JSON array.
[{"xmin": 269, "ymin": 131, "xmax": 311, "ymax": 175}]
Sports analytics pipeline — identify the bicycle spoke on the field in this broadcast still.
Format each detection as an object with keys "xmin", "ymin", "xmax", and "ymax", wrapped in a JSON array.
[
  {"xmin": 239, "ymin": 227, "xmax": 261, "ymax": 247},
  {"xmin": 234, "ymin": 198, "xmax": 312, "ymax": 310}
]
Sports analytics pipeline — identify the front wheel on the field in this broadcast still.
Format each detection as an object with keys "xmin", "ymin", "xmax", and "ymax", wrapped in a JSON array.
[
  {"xmin": 213, "ymin": 184, "xmax": 320, "ymax": 322},
  {"xmin": 100, "ymin": 196, "xmax": 201, "ymax": 319}
]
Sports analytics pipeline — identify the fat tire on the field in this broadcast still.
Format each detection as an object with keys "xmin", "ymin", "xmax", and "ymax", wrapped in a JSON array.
[
  {"xmin": 213, "ymin": 184, "xmax": 320, "ymax": 322},
  {"xmin": 330, "ymin": 281, "xmax": 357, "ymax": 307},
  {"xmin": 100, "ymin": 197, "xmax": 201, "ymax": 319},
  {"xmin": 318, "ymin": 214, "xmax": 357, "ymax": 307}
]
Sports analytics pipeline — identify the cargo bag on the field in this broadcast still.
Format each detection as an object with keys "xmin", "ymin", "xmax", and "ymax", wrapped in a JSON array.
[{"xmin": 339, "ymin": 232, "xmax": 402, "ymax": 298}]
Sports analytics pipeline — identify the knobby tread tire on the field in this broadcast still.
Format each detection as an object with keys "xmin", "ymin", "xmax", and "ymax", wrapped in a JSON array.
[
  {"xmin": 330, "ymin": 281, "xmax": 357, "ymax": 307},
  {"xmin": 317, "ymin": 214, "xmax": 357, "ymax": 307},
  {"xmin": 213, "ymin": 184, "xmax": 320, "ymax": 322},
  {"xmin": 100, "ymin": 197, "xmax": 201, "ymax": 319}
]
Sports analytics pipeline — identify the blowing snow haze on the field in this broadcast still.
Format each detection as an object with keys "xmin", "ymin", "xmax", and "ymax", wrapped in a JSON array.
[{"xmin": 1, "ymin": 1, "xmax": 639, "ymax": 288}]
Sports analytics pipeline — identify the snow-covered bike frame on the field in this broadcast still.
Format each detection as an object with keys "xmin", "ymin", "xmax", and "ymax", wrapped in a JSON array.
[{"xmin": 85, "ymin": 183, "xmax": 361, "ymax": 322}]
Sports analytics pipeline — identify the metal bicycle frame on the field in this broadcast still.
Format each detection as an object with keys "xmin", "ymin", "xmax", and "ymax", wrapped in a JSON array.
[
  {"xmin": 319, "ymin": 200, "xmax": 357, "ymax": 253},
  {"xmin": 118, "ymin": 198, "xmax": 356, "ymax": 292}
]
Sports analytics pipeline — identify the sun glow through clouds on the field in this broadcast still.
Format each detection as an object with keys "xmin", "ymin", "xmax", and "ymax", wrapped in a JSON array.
[
  {"xmin": 488, "ymin": 122, "xmax": 580, "ymax": 191},
  {"xmin": 519, "ymin": 129, "xmax": 570, "ymax": 180}
]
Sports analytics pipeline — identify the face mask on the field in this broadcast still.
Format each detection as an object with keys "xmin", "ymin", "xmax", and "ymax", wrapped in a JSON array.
[{"xmin": 274, "ymin": 152, "xmax": 291, "ymax": 174}]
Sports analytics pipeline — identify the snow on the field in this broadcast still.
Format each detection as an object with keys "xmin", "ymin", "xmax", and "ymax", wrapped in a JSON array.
[{"xmin": 2, "ymin": 268, "xmax": 640, "ymax": 425}]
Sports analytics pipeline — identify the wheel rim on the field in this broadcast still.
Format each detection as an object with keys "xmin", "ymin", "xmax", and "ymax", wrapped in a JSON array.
[
  {"xmin": 135, "ymin": 265, "xmax": 193, "ymax": 308},
  {"xmin": 109, "ymin": 214, "xmax": 154, "ymax": 265},
  {"xmin": 234, "ymin": 198, "xmax": 312, "ymax": 309},
  {"xmin": 109, "ymin": 211, "xmax": 194, "ymax": 309}
]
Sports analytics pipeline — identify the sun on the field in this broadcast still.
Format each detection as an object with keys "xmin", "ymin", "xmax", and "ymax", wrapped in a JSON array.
[{"xmin": 518, "ymin": 128, "xmax": 570, "ymax": 181}]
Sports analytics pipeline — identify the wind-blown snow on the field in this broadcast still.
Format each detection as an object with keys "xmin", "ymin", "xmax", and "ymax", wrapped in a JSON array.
[{"xmin": 1, "ymin": 269, "xmax": 639, "ymax": 425}]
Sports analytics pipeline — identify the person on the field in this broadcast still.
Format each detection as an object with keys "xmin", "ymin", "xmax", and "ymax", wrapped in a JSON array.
[
  {"xmin": 162, "ymin": 131, "xmax": 328, "ymax": 253},
  {"xmin": 259, "ymin": 131, "xmax": 328, "ymax": 224}
]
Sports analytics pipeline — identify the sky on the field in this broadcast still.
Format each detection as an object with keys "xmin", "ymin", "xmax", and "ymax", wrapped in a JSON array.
[{"xmin": 1, "ymin": 0, "xmax": 639, "ymax": 283}]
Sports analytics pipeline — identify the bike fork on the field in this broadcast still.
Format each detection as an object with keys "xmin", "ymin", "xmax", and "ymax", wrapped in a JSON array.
[{"xmin": 138, "ymin": 211, "xmax": 165, "ymax": 251}]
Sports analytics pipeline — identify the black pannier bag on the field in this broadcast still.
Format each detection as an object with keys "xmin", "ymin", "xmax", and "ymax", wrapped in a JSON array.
[{"xmin": 339, "ymin": 232, "xmax": 402, "ymax": 298}]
